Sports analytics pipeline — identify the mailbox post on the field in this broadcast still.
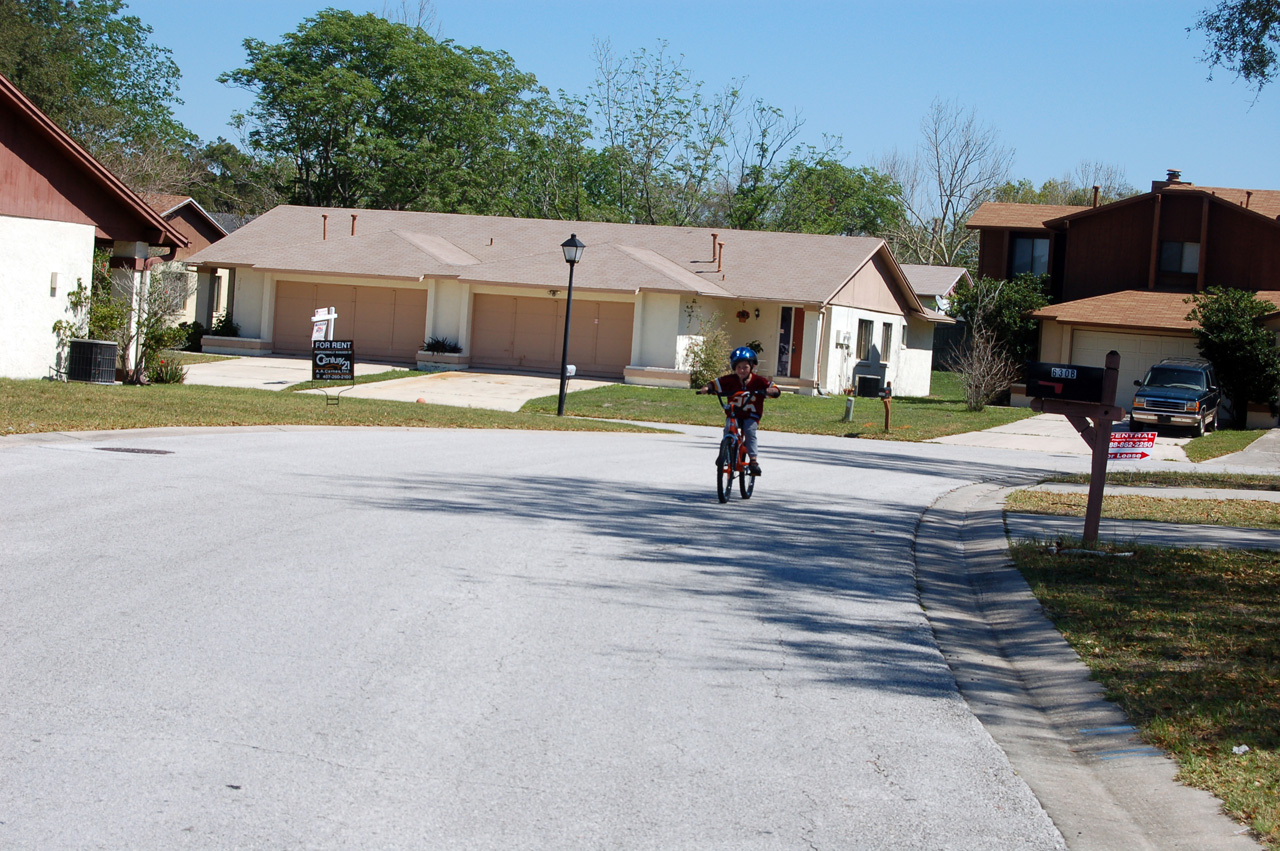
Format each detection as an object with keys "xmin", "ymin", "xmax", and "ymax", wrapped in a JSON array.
[{"xmin": 1027, "ymin": 351, "xmax": 1125, "ymax": 545}]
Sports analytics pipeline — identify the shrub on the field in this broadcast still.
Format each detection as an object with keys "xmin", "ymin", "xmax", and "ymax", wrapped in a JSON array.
[
  {"xmin": 424, "ymin": 335, "xmax": 462, "ymax": 354},
  {"xmin": 684, "ymin": 311, "xmax": 732, "ymax": 388},
  {"xmin": 210, "ymin": 312, "xmax": 240, "ymax": 337},
  {"xmin": 178, "ymin": 320, "xmax": 206, "ymax": 352},
  {"xmin": 145, "ymin": 356, "xmax": 187, "ymax": 384}
]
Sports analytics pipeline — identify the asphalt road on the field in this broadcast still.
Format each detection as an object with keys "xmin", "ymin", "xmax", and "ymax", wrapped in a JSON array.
[{"xmin": 1, "ymin": 425, "xmax": 1103, "ymax": 849}]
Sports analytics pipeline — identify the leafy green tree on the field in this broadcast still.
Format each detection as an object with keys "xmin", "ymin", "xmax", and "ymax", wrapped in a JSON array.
[
  {"xmin": 188, "ymin": 136, "xmax": 293, "ymax": 215},
  {"xmin": 0, "ymin": 0, "xmax": 193, "ymax": 187},
  {"xmin": 947, "ymin": 273, "xmax": 1049, "ymax": 366},
  {"xmin": 1195, "ymin": 0, "xmax": 1280, "ymax": 91},
  {"xmin": 996, "ymin": 161, "xmax": 1138, "ymax": 207},
  {"xmin": 221, "ymin": 9, "xmax": 546, "ymax": 212},
  {"xmin": 767, "ymin": 159, "xmax": 903, "ymax": 236},
  {"xmin": 1186, "ymin": 287, "xmax": 1280, "ymax": 427}
]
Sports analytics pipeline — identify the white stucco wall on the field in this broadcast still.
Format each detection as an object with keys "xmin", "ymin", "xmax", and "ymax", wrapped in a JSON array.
[
  {"xmin": 0, "ymin": 215, "xmax": 96, "ymax": 379},
  {"xmin": 632, "ymin": 292, "xmax": 681, "ymax": 368},
  {"xmin": 821, "ymin": 305, "xmax": 908, "ymax": 395}
]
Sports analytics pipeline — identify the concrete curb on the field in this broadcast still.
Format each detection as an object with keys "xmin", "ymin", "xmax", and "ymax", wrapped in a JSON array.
[{"xmin": 915, "ymin": 482, "xmax": 1260, "ymax": 850}]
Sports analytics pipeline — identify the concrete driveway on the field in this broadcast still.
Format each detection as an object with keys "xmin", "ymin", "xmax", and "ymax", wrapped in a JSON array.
[{"xmin": 184, "ymin": 356, "xmax": 612, "ymax": 412}]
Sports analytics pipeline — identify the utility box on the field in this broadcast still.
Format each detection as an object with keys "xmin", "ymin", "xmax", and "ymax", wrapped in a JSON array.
[{"xmin": 66, "ymin": 339, "xmax": 117, "ymax": 384}]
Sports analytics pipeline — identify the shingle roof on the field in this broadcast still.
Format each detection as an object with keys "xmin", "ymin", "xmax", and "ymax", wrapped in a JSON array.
[
  {"xmin": 1163, "ymin": 184, "xmax": 1280, "ymax": 219},
  {"xmin": 188, "ymin": 205, "xmax": 925, "ymax": 312},
  {"xmin": 899, "ymin": 264, "xmax": 969, "ymax": 297},
  {"xmin": 1032, "ymin": 289, "xmax": 1280, "ymax": 332},
  {"xmin": 965, "ymin": 203, "xmax": 1090, "ymax": 230}
]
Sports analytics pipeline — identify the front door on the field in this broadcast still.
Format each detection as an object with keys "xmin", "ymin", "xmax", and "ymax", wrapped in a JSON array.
[{"xmin": 777, "ymin": 307, "xmax": 805, "ymax": 379}]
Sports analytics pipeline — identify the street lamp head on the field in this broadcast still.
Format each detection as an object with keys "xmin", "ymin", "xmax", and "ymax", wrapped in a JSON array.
[{"xmin": 561, "ymin": 233, "xmax": 585, "ymax": 264}]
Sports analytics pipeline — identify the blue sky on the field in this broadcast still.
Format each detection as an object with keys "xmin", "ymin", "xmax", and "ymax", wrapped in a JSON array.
[{"xmin": 124, "ymin": 0, "xmax": 1279, "ymax": 191}]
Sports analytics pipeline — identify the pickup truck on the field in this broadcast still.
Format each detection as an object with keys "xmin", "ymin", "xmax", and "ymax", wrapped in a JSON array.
[{"xmin": 1129, "ymin": 357, "xmax": 1221, "ymax": 436}]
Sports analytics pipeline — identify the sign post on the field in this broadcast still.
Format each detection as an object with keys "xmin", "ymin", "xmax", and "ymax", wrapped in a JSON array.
[{"xmin": 1028, "ymin": 351, "xmax": 1125, "ymax": 545}]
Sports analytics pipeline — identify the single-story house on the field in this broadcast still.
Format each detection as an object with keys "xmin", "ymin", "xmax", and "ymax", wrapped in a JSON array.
[
  {"xmin": 0, "ymin": 72, "xmax": 186, "ymax": 379},
  {"xmin": 901, "ymin": 264, "xmax": 967, "ymax": 370},
  {"xmin": 142, "ymin": 194, "xmax": 229, "ymax": 327},
  {"xmin": 187, "ymin": 206, "xmax": 952, "ymax": 396}
]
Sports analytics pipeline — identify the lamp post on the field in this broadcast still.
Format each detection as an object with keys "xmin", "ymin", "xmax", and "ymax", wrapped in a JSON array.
[{"xmin": 557, "ymin": 233, "xmax": 585, "ymax": 416}]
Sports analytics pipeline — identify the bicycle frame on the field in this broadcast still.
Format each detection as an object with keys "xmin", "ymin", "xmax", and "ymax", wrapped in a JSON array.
[{"xmin": 713, "ymin": 390, "xmax": 758, "ymax": 502}]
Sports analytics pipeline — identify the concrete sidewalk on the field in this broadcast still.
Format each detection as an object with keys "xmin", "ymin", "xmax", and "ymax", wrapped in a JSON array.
[{"xmin": 928, "ymin": 413, "xmax": 1194, "ymax": 462}]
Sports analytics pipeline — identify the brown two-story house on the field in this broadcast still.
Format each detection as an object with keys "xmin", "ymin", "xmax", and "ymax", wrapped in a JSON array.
[{"xmin": 967, "ymin": 171, "xmax": 1280, "ymax": 418}]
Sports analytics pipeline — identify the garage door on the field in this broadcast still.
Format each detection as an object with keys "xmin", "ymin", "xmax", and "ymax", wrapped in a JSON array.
[
  {"xmin": 1072, "ymin": 329, "xmax": 1200, "ymax": 407},
  {"xmin": 273, "ymin": 281, "xmax": 427, "ymax": 362},
  {"xmin": 470, "ymin": 294, "xmax": 633, "ymax": 379}
]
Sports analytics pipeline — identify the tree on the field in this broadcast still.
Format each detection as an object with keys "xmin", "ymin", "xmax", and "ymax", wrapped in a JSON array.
[
  {"xmin": 1195, "ymin": 0, "xmax": 1280, "ymax": 92},
  {"xmin": 587, "ymin": 39, "xmax": 737, "ymax": 226},
  {"xmin": 947, "ymin": 273, "xmax": 1049, "ymax": 366},
  {"xmin": 0, "ymin": 0, "xmax": 194, "ymax": 189},
  {"xmin": 1185, "ymin": 286, "xmax": 1280, "ymax": 427},
  {"xmin": 997, "ymin": 161, "xmax": 1138, "ymax": 206},
  {"xmin": 945, "ymin": 273, "xmax": 1049, "ymax": 409},
  {"xmin": 221, "ymin": 10, "xmax": 546, "ymax": 212},
  {"xmin": 767, "ymin": 159, "xmax": 904, "ymax": 236},
  {"xmin": 879, "ymin": 98, "xmax": 1014, "ymax": 269},
  {"xmin": 188, "ymin": 135, "xmax": 292, "ymax": 216}
]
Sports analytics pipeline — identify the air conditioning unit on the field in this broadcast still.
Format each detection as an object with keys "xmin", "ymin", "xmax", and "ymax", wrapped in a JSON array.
[{"xmin": 836, "ymin": 330, "xmax": 851, "ymax": 347}]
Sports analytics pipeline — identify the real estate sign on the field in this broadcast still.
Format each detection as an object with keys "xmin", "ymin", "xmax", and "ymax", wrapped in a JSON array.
[
  {"xmin": 312, "ymin": 340, "xmax": 354, "ymax": 382},
  {"xmin": 1109, "ymin": 431, "xmax": 1157, "ymax": 460}
]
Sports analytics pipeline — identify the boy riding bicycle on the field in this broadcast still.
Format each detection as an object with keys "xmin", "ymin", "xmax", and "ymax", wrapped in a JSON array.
[{"xmin": 696, "ymin": 346, "xmax": 781, "ymax": 476}]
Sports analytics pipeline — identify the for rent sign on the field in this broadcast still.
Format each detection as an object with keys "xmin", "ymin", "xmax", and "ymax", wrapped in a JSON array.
[
  {"xmin": 312, "ymin": 340, "xmax": 354, "ymax": 381},
  {"xmin": 1109, "ymin": 431, "xmax": 1157, "ymax": 460}
]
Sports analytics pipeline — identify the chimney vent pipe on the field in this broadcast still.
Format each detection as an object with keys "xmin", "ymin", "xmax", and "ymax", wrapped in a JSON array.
[
  {"xmin": 351, "ymin": 214, "xmax": 358, "ymax": 235},
  {"xmin": 322, "ymin": 214, "xmax": 328, "ymax": 240},
  {"xmin": 717, "ymin": 242, "xmax": 725, "ymax": 273},
  {"xmin": 1092, "ymin": 185, "xmax": 1100, "ymax": 207},
  {"xmin": 1167, "ymin": 168, "xmax": 1182, "ymax": 183},
  {"xmin": 1246, "ymin": 191, "xmax": 1253, "ymax": 209},
  {"xmin": 711, "ymin": 233, "xmax": 719, "ymax": 261}
]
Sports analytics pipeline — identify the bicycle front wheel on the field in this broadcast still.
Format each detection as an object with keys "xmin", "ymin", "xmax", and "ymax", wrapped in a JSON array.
[
  {"xmin": 716, "ymin": 436, "xmax": 735, "ymax": 503},
  {"xmin": 739, "ymin": 457, "xmax": 755, "ymax": 498}
]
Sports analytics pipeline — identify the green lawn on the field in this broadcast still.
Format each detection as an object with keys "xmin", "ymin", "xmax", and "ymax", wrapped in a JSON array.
[
  {"xmin": 1012, "ymin": 541, "xmax": 1280, "ymax": 846},
  {"xmin": 521, "ymin": 371, "xmax": 1035, "ymax": 441},
  {"xmin": 1007, "ymin": 489, "xmax": 1280, "ymax": 529},
  {"xmin": 0, "ymin": 379, "xmax": 668, "ymax": 435}
]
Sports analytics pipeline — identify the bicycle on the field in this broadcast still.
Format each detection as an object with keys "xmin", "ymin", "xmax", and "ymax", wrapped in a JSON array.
[{"xmin": 712, "ymin": 390, "xmax": 761, "ymax": 503}]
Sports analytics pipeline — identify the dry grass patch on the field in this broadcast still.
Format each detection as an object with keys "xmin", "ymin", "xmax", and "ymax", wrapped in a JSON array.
[
  {"xmin": 1007, "ymin": 490, "xmax": 1280, "ymax": 530},
  {"xmin": 1012, "ymin": 542, "xmax": 1280, "ymax": 845}
]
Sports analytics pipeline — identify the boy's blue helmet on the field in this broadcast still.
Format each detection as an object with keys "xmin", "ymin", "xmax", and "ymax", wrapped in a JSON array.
[{"xmin": 730, "ymin": 346, "xmax": 758, "ymax": 367}]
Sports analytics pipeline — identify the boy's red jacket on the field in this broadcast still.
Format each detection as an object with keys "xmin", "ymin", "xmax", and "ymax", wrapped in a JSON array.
[{"xmin": 710, "ymin": 373, "xmax": 775, "ymax": 421}]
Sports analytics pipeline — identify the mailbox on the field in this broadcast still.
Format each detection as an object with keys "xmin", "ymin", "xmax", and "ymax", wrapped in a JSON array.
[{"xmin": 1025, "ymin": 361, "xmax": 1105, "ymax": 404}]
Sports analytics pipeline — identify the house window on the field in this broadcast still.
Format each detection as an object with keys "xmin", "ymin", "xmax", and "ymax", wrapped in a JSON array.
[
  {"xmin": 1010, "ymin": 236, "xmax": 1050, "ymax": 276},
  {"xmin": 856, "ymin": 319, "xmax": 873, "ymax": 360},
  {"xmin": 1159, "ymin": 241, "xmax": 1200, "ymax": 274},
  {"xmin": 880, "ymin": 323, "xmax": 893, "ymax": 362}
]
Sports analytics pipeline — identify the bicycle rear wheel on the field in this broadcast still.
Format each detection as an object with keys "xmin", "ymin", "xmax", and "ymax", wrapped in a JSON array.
[
  {"xmin": 716, "ymin": 436, "xmax": 735, "ymax": 503},
  {"xmin": 738, "ymin": 445, "xmax": 755, "ymax": 499}
]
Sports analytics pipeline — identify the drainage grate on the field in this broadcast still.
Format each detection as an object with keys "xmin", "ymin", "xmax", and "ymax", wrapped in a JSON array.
[{"xmin": 95, "ymin": 447, "xmax": 174, "ymax": 455}]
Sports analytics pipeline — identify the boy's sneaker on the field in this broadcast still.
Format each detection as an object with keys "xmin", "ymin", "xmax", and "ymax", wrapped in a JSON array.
[{"xmin": 748, "ymin": 461, "xmax": 762, "ymax": 477}]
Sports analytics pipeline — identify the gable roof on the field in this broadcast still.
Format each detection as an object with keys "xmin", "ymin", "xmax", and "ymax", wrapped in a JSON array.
[
  {"xmin": 0, "ymin": 72, "xmax": 186, "ymax": 247},
  {"xmin": 899, "ymin": 264, "xmax": 970, "ymax": 297},
  {"xmin": 142, "ymin": 194, "xmax": 227, "ymax": 236},
  {"xmin": 1032, "ymin": 289, "xmax": 1280, "ymax": 333},
  {"xmin": 188, "ymin": 205, "xmax": 928, "ymax": 315}
]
